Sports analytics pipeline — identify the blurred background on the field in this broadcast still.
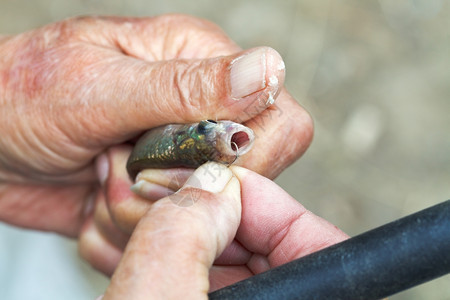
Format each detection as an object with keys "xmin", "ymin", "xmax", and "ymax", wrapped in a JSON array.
[{"xmin": 0, "ymin": 0, "xmax": 448, "ymax": 299}]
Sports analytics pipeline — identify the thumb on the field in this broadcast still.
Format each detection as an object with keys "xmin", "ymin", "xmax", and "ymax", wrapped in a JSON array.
[
  {"xmin": 63, "ymin": 47, "xmax": 285, "ymax": 144},
  {"xmin": 103, "ymin": 162, "xmax": 241, "ymax": 300},
  {"xmin": 117, "ymin": 46, "xmax": 284, "ymax": 129}
]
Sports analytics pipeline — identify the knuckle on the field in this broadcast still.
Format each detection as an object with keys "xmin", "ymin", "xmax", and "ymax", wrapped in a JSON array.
[
  {"xmin": 264, "ymin": 97, "xmax": 314, "ymax": 176},
  {"xmin": 48, "ymin": 17, "xmax": 93, "ymax": 42},
  {"xmin": 291, "ymin": 105, "xmax": 314, "ymax": 143},
  {"xmin": 157, "ymin": 13, "xmax": 218, "ymax": 32},
  {"xmin": 156, "ymin": 14, "xmax": 238, "ymax": 56},
  {"xmin": 50, "ymin": 16, "xmax": 115, "ymax": 43}
]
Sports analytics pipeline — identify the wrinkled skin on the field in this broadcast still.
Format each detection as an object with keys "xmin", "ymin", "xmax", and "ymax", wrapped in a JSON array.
[{"xmin": 0, "ymin": 15, "xmax": 329, "ymax": 294}]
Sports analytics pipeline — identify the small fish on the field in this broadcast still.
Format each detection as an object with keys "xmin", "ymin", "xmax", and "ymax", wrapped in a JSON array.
[{"xmin": 126, "ymin": 120, "xmax": 254, "ymax": 179}]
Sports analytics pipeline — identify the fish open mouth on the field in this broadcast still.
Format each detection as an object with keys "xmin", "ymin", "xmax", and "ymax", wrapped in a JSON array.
[
  {"xmin": 231, "ymin": 131, "xmax": 251, "ymax": 151},
  {"xmin": 215, "ymin": 121, "xmax": 255, "ymax": 158},
  {"xmin": 224, "ymin": 125, "xmax": 254, "ymax": 156}
]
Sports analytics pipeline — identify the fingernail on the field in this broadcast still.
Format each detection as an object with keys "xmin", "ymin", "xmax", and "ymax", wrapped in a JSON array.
[
  {"xmin": 230, "ymin": 48, "xmax": 267, "ymax": 99},
  {"xmin": 182, "ymin": 162, "xmax": 233, "ymax": 193},
  {"xmin": 130, "ymin": 180, "xmax": 174, "ymax": 199},
  {"xmin": 96, "ymin": 154, "xmax": 109, "ymax": 186}
]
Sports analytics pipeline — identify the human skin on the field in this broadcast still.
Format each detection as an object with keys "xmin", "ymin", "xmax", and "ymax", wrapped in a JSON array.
[
  {"xmin": 0, "ymin": 14, "xmax": 318, "ymax": 277},
  {"xmin": 98, "ymin": 159, "xmax": 348, "ymax": 299}
]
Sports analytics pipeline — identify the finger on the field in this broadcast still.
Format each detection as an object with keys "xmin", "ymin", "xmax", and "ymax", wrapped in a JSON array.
[
  {"xmin": 78, "ymin": 215, "xmax": 123, "ymax": 276},
  {"xmin": 98, "ymin": 146, "xmax": 155, "ymax": 234},
  {"xmin": 104, "ymin": 162, "xmax": 241, "ymax": 299},
  {"xmin": 93, "ymin": 188, "xmax": 130, "ymax": 250},
  {"xmin": 240, "ymin": 89, "xmax": 314, "ymax": 178},
  {"xmin": 230, "ymin": 166, "xmax": 349, "ymax": 271},
  {"xmin": 0, "ymin": 182, "xmax": 94, "ymax": 237},
  {"xmin": 131, "ymin": 167, "xmax": 194, "ymax": 198},
  {"xmin": 98, "ymin": 146, "xmax": 193, "ymax": 234},
  {"xmin": 52, "ymin": 46, "xmax": 285, "ymax": 147}
]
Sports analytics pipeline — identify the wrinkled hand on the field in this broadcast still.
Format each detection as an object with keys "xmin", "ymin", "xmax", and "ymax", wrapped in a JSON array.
[
  {"xmin": 94, "ymin": 158, "xmax": 347, "ymax": 299},
  {"xmin": 80, "ymin": 146, "xmax": 348, "ymax": 281},
  {"xmin": 0, "ymin": 15, "xmax": 313, "ymax": 237}
]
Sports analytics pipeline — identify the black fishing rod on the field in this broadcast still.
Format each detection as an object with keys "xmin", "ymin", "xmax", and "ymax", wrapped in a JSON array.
[{"xmin": 209, "ymin": 200, "xmax": 450, "ymax": 300}]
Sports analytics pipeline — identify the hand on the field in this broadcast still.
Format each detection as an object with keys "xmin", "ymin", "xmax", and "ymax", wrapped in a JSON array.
[
  {"xmin": 96, "ymin": 161, "xmax": 347, "ymax": 299},
  {"xmin": 0, "ymin": 15, "xmax": 313, "ymax": 237},
  {"xmin": 79, "ymin": 146, "xmax": 347, "ymax": 280}
]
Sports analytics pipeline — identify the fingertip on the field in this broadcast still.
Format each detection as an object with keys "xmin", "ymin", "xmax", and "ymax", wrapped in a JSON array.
[
  {"xmin": 222, "ymin": 175, "xmax": 241, "ymax": 199},
  {"xmin": 229, "ymin": 164, "xmax": 251, "ymax": 179},
  {"xmin": 229, "ymin": 46, "xmax": 285, "ymax": 107},
  {"xmin": 220, "ymin": 175, "xmax": 242, "ymax": 227},
  {"xmin": 182, "ymin": 162, "xmax": 233, "ymax": 194},
  {"xmin": 136, "ymin": 168, "xmax": 195, "ymax": 190},
  {"xmin": 95, "ymin": 153, "xmax": 109, "ymax": 186},
  {"xmin": 105, "ymin": 146, "xmax": 135, "ymax": 209},
  {"xmin": 219, "ymin": 171, "xmax": 242, "ymax": 215},
  {"xmin": 264, "ymin": 46, "xmax": 285, "ymax": 102},
  {"xmin": 130, "ymin": 179, "xmax": 174, "ymax": 200},
  {"xmin": 229, "ymin": 165, "xmax": 274, "ymax": 194}
]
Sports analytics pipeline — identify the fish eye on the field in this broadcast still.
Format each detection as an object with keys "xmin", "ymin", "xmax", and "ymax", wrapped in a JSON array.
[
  {"xmin": 197, "ymin": 121, "xmax": 209, "ymax": 134},
  {"xmin": 198, "ymin": 120, "xmax": 217, "ymax": 134}
]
